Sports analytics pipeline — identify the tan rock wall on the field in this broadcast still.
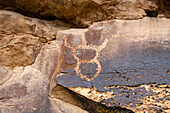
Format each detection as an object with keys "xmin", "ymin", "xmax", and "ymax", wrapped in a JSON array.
[
  {"xmin": 0, "ymin": 2, "xmax": 169, "ymax": 111},
  {"xmin": 0, "ymin": 11, "xmax": 69, "ymax": 67},
  {"xmin": 0, "ymin": 0, "xmax": 163, "ymax": 27}
]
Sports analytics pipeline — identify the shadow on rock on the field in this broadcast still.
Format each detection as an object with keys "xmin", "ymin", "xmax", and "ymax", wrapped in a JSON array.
[{"xmin": 50, "ymin": 84, "xmax": 134, "ymax": 113}]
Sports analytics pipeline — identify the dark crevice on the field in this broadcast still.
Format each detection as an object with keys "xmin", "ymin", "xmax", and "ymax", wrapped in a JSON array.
[
  {"xmin": 145, "ymin": 10, "xmax": 158, "ymax": 17},
  {"xmin": 12, "ymin": 9, "xmax": 57, "ymax": 20},
  {"xmin": 106, "ymin": 82, "xmax": 165, "ymax": 88},
  {"xmin": 14, "ymin": 9, "xmax": 87, "ymax": 28},
  {"xmin": 50, "ymin": 84, "xmax": 134, "ymax": 113},
  {"xmin": 91, "ymin": 81, "xmax": 94, "ymax": 89},
  {"xmin": 0, "ymin": 8, "xmax": 79, "ymax": 28}
]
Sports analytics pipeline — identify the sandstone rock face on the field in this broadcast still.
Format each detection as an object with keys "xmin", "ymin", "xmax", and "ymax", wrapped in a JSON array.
[
  {"xmin": 0, "ymin": 11, "xmax": 88, "ymax": 113},
  {"xmin": 0, "ymin": 11, "xmax": 69, "ymax": 67},
  {"xmin": 56, "ymin": 17, "xmax": 170, "ymax": 112},
  {"xmin": 0, "ymin": 66, "xmax": 88, "ymax": 113},
  {"xmin": 0, "ymin": 66, "xmax": 51, "ymax": 113},
  {"xmin": 0, "ymin": 11, "xmax": 135, "ymax": 113},
  {"xmin": 0, "ymin": 0, "xmax": 163, "ymax": 27},
  {"xmin": 0, "ymin": 1, "xmax": 169, "ymax": 111},
  {"xmin": 0, "ymin": 37, "xmax": 90, "ymax": 113},
  {"xmin": 0, "ymin": 33, "xmax": 133, "ymax": 113},
  {"xmin": 0, "ymin": 11, "xmax": 169, "ymax": 112}
]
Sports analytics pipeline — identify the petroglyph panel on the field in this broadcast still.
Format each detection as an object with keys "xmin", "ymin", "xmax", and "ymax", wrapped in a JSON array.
[
  {"xmin": 57, "ymin": 18, "xmax": 170, "ymax": 87},
  {"xmin": 56, "ymin": 18, "xmax": 170, "ymax": 112}
]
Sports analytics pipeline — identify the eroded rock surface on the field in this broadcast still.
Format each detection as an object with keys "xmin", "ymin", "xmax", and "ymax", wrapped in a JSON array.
[
  {"xmin": 0, "ymin": 66, "xmax": 90, "ymax": 113},
  {"xmin": 0, "ymin": 2, "xmax": 169, "ymax": 111},
  {"xmin": 0, "ymin": 39, "xmax": 91, "ymax": 113},
  {"xmin": 56, "ymin": 17, "xmax": 170, "ymax": 112},
  {"xmin": 0, "ymin": 11, "xmax": 135, "ymax": 113},
  {"xmin": 0, "ymin": 66, "xmax": 51, "ymax": 113},
  {"xmin": 0, "ymin": 38, "xmax": 133, "ymax": 113},
  {"xmin": 1, "ymin": 0, "xmax": 169, "ymax": 27},
  {"xmin": 0, "ymin": 10, "xmax": 69, "ymax": 68}
]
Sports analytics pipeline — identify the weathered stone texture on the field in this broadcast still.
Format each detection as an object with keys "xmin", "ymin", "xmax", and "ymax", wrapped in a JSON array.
[
  {"xmin": 0, "ymin": 4, "xmax": 169, "ymax": 112},
  {"xmin": 0, "ymin": 11, "xmax": 69, "ymax": 67},
  {"xmin": 1, "ymin": 0, "xmax": 168, "ymax": 27},
  {"xmin": 56, "ymin": 17, "xmax": 170, "ymax": 112},
  {"xmin": 0, "ymin": 11, "xmax": 90, "ymax": 113},
  {"xmin": 0, "ymin": 67, "xmax": 12, "ymax": 85},
  {"xmin": 0, "ymin": 41, "xmax": 90, "ymax": 113},
  {"xmin": 75, "ymin": 49, "xmax": 96, "ymax": 61},
  {"xmin": 0, "ymin": 66, "xmax": 50, "ymax": 113}
]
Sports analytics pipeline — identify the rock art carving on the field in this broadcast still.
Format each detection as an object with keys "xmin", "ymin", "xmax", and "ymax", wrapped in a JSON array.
[{"xmin": 64, "ymin": 34, "xmax": 108, "ymax": 81}]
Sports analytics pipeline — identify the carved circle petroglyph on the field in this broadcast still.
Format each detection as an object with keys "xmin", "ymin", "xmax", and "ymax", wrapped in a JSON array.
[{"xmin": 64, "ymin": 34, "xmax": 108, "ymax": 81}]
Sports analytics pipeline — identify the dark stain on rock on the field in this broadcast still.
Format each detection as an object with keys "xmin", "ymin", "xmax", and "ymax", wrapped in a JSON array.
[
  {"xmin": 57, "ymin": 73, "xmax": 92, "ymax": 88},
  {"xmin": 75, "ymin": 49, "xmax": 96, "ymax": 61},
  {"xmin": 93, "ymin": 39, "xmax": 170, "ymax": 89},
  {"xmin": 0, "ymin": 83, "xmax": 27, "ymax": 100},
  {"xmin": 85, "ymin": 28, "xmax": 104, "ymax": 46},
  {"xmin": 66, "ymin": 34, "xmax": 82, "ymax": 47},
  {"xmin": 79, "ymin": 63, "xmax": 97, "ymax": 78},
  {"xmin": 65, "ymin": 46, "xmax": 77, "ymax": 65},
  {"xmin": 100, "ymin": 86, "xmax": 155, "ymax": 108}
]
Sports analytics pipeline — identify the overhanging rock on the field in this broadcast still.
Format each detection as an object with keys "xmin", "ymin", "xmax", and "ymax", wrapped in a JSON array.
[{"xmin": 0, "ymin": 0, "xmax": 160, "ymax": 27}]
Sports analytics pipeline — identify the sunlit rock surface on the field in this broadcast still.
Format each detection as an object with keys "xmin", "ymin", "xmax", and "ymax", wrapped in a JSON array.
[
  {"xmin": 0, "ymin": 10, "xmax": 69, "ymax": 67},
  {"xmin": 56, "ymin": 17, "xmax": 170, "ymax": 112}
]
